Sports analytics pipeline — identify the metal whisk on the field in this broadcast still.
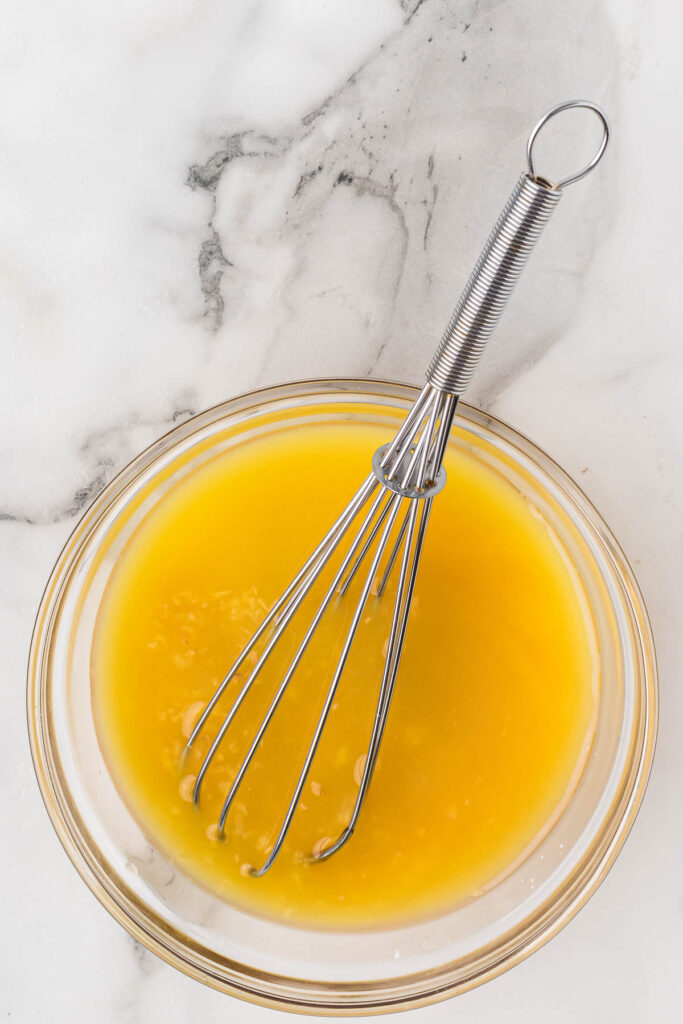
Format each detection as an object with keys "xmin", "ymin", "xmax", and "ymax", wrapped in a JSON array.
[{"xmin": 185, "ymin": 100, "xmax": 610, "ymax": 876}]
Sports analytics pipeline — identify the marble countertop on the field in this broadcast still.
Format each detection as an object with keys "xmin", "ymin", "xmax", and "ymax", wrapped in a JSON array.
[{"xmin": 3, "ymin": 0, "xmax": 681, "ymax": 1020}]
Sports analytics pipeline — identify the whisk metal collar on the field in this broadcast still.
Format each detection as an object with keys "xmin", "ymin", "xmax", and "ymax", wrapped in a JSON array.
[{"xmin": 372, "ymin": 443, "xmax": 447, "ymax": 498}]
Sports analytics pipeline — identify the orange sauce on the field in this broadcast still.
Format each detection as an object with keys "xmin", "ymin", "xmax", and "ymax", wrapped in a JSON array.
[{"xmin": 93, "ymin": 416, "xmax": 597, "ymax": 928}]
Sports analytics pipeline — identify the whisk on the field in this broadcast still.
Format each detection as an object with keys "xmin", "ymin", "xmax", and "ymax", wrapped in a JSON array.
[{"xmin": 185, "ymin": 100, "xmax": 610, "ymax": 876}]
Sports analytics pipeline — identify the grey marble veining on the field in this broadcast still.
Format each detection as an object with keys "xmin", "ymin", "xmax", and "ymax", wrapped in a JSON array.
[{"xmin": 186, "ymin": 0, "xmax": 618, "ymax": 407}]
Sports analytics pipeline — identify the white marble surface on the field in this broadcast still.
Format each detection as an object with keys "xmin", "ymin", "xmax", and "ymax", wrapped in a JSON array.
[{"xmin": 2, "ymin": 0, "xmax": 681, "ymax": 1019}]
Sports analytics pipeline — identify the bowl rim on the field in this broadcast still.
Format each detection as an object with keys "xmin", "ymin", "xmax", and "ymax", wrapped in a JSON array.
[{"xmin": 27, "ymin": 376, "xmax": 658, "ymax": 1014}]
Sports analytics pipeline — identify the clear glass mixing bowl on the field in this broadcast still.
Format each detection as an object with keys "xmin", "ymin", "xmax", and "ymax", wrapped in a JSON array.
[{"xmin": 27, "ymin": 379, "xmax": 657, "ymax": 1013}]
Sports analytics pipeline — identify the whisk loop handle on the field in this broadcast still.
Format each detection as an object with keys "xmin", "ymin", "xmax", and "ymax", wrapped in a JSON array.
[{"xmin": 427, "ymin": 100, "xmax": 609, "ymax": 396}]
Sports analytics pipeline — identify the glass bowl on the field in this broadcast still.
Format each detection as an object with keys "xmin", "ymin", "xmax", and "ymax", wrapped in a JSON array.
[{"xmin": 27, "ymin": 379, "xmax": 657, "ymax": 1013}]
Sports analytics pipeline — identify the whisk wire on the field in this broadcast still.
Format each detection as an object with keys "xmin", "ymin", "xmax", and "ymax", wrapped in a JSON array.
[
  {"xmin": 249, "ymin": 493, "xmax": 405, "ymax": 876},
  {"xmin": 318, "ymin": 495, "xmax": 431, "ymax": 861},
  {"xmin": 323, "ymin": 399, "xmax": 455, "ymax": 858},
  {"xmin": 212, "ymin": 485, "xmax": 392, "ymax": 834},
  {"xmin": 383, "ymin": 387, "xmax": 439, "ymax": 479},
  {"xmin": 379, "ymin": 385, "xmax": 437, "ymax": 472},
  {"xmin": 189, "ymin": 474, "xmax": 378, "ymax": 798},
  {"xmin": 215, "ymin": 432, "xmax": 439, "ymax": 869},
  {"xmin": 338, "ymin": 490, "xmax": 397, "ymax": 597},
  {"xmin": 376, "ymin": 510, "xmax": 410, "ymax": 597}
]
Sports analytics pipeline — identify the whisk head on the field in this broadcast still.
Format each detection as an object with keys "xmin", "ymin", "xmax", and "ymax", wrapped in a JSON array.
[{"xmin": 184, "ymin": 384, "xmax": 456, "ymax": 876}]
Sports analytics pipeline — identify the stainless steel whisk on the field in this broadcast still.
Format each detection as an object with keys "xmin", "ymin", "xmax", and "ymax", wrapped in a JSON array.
[{"xmin": 185, "ymin": 100, "xmax": 610, "ymax": 876}]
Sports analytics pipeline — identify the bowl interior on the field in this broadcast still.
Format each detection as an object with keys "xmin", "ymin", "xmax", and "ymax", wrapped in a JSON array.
[{"xmin": 28, "ymin": 380, "xmax": 656, "ymax": 1012}]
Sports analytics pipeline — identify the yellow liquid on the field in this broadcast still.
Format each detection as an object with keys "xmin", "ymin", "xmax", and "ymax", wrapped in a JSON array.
[{"xmin": 93, "ymin": 415, "xmax": 597, "ymax": 928}]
